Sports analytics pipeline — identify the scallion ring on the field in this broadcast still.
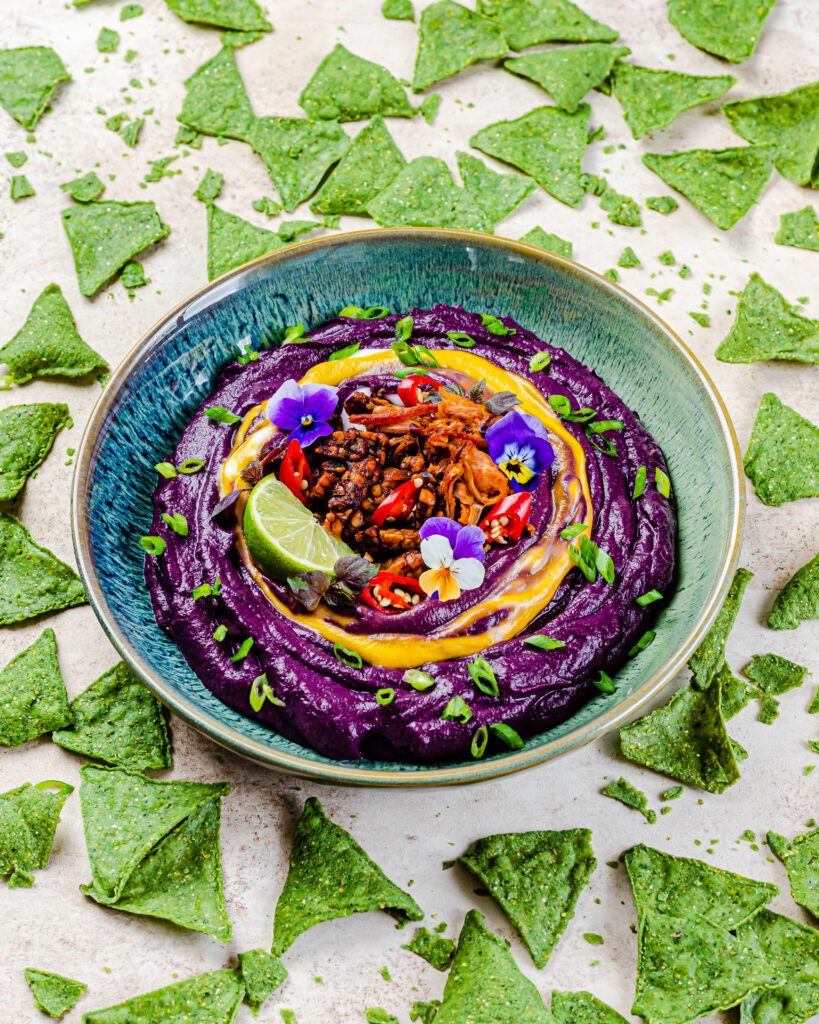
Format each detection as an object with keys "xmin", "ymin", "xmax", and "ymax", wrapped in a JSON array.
[
  {"xmin": 470, "ymin": 725, "xmax": 489, "ymax": 759},
  {"xmin": 155, "ymin": 461, "xmax": 177, "ymax": 478},
  {"xmin": 446, "ymin": 331, "xmax": 476, "ymax": 348},
  {"xmin": 333, "ymin": 643, "xmax": 363, "ymax": 669},
  {"xmin": 529, "ymin": 351, "xmax": 551, "ymax": 372},
  {"xmin": 489, "ymin": 722, "xmax": 524, "ymax": 749},
  {"xmin": 178, "ymin": 458, "xmax": 204, "ymax": 474},
  {"xmin": 229, "ymin": 637, "xmax": 254, "ymax": 663},
  {"xmin": 468, "ymin": 657, "xmax": 499, "ymax": 697},
  {"xmin": 139, "ymin": 536, "xmax": 166, "ymax": 556},
  {"xmin": 633, "ymin": 465, "xmax": 647, "ymax": 499},
  {"xmin": 636, "ymin": 589, "xmax": 663, "ymax": 606},
  {"xmin": 403, "ymin": 669, "xmax": 435, "ymax": 691},
  {"xmin": 376, "ymin": 687, "xmax": 396, "ymax": 706}
]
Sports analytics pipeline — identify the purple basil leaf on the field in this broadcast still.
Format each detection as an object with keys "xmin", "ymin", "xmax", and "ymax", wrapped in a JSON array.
[
  {"xmin": 334, "ymin": 555, "xmax": 379, "ymax": 591},
  {"xmin": 485, "ymin": 391, "xmax": 522, "ymax": 415},
  {"xmin": 211, "ymin": 488, "xmax": 246, "ymax": 522}
]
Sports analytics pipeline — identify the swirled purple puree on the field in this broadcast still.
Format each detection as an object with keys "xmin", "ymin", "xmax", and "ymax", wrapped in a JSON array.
[{"xmin": 145, "ymin": 305, "xmax": 676, "ymax": 762}]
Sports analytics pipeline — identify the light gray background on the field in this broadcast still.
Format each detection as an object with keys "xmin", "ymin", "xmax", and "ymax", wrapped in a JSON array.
[{"xmin": 1, "ymin": 0, "xmax": 817, "ymax": 1020}]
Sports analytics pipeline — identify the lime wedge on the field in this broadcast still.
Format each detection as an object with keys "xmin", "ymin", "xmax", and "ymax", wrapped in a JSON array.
[{"xmin": 243, "ymin": 475, "xmax": 354, "ymax": 581}]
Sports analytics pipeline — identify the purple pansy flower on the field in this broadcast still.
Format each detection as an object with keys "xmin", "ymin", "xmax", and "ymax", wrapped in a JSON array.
[
  {"xmin": 418, "ymin": 518, "xmax": 486, "ymax": 602},
  {"xmin": 266, "ymin": 379, "xmax": 339, "ymax": 448},
  {"xmin": 485, "ymin": 409, "xmax": 554, "ymax": 492}
]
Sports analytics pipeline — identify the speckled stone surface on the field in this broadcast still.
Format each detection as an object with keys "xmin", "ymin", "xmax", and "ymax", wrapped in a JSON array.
[{"xmin": 1, "ymin": 1, "xmax": 817, "ymax": 1021}]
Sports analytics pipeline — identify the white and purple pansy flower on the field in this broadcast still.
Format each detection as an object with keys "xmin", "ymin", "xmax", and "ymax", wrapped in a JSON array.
[
  {"xmin": 485, "ymin": 409, "xmax": 555, "ymax": 491},
  {"xmin": 266, "ymin": 379, "xmax": 339, "ymax": 448},
  {"xmin": 418, "ymin": 518, "xmax": 486, "ymax": 602}
]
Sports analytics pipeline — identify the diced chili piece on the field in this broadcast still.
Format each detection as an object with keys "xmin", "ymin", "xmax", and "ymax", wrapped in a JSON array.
[
  {"xmin": 481, "ymin": 492, "xmax": 532, "ymax": 544},
  {"xmin": 361, "ymin": 572, "xmax": 425, "ymax": 612}
]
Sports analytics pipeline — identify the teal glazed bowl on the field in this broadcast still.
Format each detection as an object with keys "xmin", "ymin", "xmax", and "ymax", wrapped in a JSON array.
[{"xmin": 72, "ymin": 229, "xmax": 744, "ymax": 786}]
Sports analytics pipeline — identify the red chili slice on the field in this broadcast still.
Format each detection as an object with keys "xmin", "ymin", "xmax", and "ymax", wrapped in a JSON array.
[
  {"xmin": 481, "ymin": 492, "xmax": 532, "ymax": 544},
  {"xmin": 361, "ymin": 573, "xmax": 425, "ymax": 612},
  {"xmin": 397, "ymin": 374, "xmax": 440, "ymax": 407},
  {"xmin": 278, "ymin": 438, "xmax": 313, "ymax": 505},
  {"xmin": 348, "ymin": 404, "xmax": 436, "ymax": 428},
  {"xmin": 370, "ymin": 478, "xmax": 422, "ymax": 527}
]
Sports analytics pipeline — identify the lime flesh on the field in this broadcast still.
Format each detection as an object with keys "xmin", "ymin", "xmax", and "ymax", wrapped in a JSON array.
[{"xmin": 243, "ymin": 474, "xmax": 354, "ymax": 581}]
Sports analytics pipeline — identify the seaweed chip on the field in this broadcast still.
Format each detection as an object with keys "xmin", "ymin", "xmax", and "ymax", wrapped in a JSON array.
[
  {"xmin": 0, "ymin": 629, "xmax": 72, "ymax": 747},
  {"xmin": 310, "ymin": 116, "xmax": 406, "ymax": 216},
  {"xmin": 744, "ymin": 653, "xmax": 807, "ymax": 695},
  {"xmin": 720, "ymin": 664, "xmax": 757, "ymax": 721},
  {"xmin": 402, "ymin": 926, "xmax": 456, "ymax": 971},
  {"xmin": 434, "ymin": 910, "xmax": 553, "ymax": 1024},
  {"xmin": 207, "ymin": 204, "xmax": 284, "ymax": 280},
  {"xmin": 552, "ymin": 990, "xmax": 630, "ymax": 1024},
  {"xmin": 60, "ymin": 170, "xmax": 105, "ymax": 202},
  {"xmin": 476, "ymin": 0, "xmax": 618, "ymax": 50},
  {"xmin": 164, "ymin": 0, "xmax": 272, "ymax": 32},
  {"xmin": 776, "ymin": 206, "xmax": 819, "ymax": 252},
  {"xmin": 52, "ymin": 661, "xmax": 171, "ymax": 770},
  {"xmin": 470, "ymin": 103, "xmax": 590, "ymax": 207},
  {"xmin": 611, "ymin": 63, "xmax": 735, "ymax": 140},
  {"xmin": 0, "ymin": 402, "xmax": 70, "ymax": 500},
  {"xmin": 0, "ymin": 47, "xmax": 70, "ymax": 131},
  {"xmin": 519, "ymin": 226, "xmax": 572, "ymax": 259},
  {"xmin": 504, "ymin": 44, "xmax": 630, "ymax": 113},
  {"xmin": 0, "ymin": 781, "xmax": 72, "ymax": 888},
  {"xmin": 767, "ymin": 827, "xmax": 819, "ymax": 919},
  {"xmin": 666, "ymin": 0, "xmax": 777, "ymax": 63},
  {"xmin": 412, "ymin": 0, "xmax": 508, "ymax": 93},
  {"xmin": 642, "ymin": 145, "xmax": 775, "ymax": 230},
  {"xmin": 723, "ymin": 82, "xmax": 819, "ymax": 187},
  {"xmin": 367, "ymin": 157, "xmax": 488, "ymax": 230},
  {"xmin": 689, "ymin": 567, "xmax": 753, "ymax": 690},
  {"xmin": 744, "ymin": 393, "xmax": 819, "ymax": 506},
  {"xmin": 61, "ymin": 201, "xmax": 170, "ymax": 296},
  {"xmin": 24, "ymin": 969, "xmax": 86, "ymax": 1019},
  {"xmin": 82, "ymin": 969, "xmax": 244, "ymax": 1024},
  {"xmin": 79, "ymin": 765, "xmax": 232, "ymax": 941},
  {"xmin": 178, "ymin": 47, "xmax": 256, "ymax": 142},
  {"xmin": 769, "ymin": 552, "xmax": 819, "ymax": 631},
  {"xmin": 456, "ymin": 151, "xmax": 535, "ymax": 227},
  {"xmin": 737, "ymin": 909, "xmax": 819, "ymax": 1024},
  {"xmin": 716, "ymin": 274, "xmax": 819, "ymax": 365},
  {"xmin": 458, "ymin": 828, "xmax": 596, "ymax": 969},
  {"xmin": 271, "ymin": 797, "xmax": 423, "ymax": 955},
  {"xmin": 602, "ymin": 778, "xmax": 656, "ymax": 823},
  {"xmin": 238, "ymin": 949, "xmax": 288, "ymax": 1017},
  {"xmin": 300, "ymin": 45, "xmax": 414, "ymax": 121},
  {"xmin": 1, "ymin": 284, "xmax": 106, "ymax": 385},
  {"xmin": 0, "ymin": 514, "xmax": 87, "ymax": 625}
]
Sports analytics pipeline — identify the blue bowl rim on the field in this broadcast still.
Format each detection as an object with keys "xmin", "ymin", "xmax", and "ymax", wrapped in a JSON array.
[{"xmin": 71, "ymin": 227, "xmax": 745, "ymax": 787}]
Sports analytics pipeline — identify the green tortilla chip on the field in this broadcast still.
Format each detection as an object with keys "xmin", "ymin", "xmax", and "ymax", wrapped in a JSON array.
[
  {"xmin": 0, "ymin": 781, "xmax": 72, "ymax": 888},
  {"xmin": 471, "ymin": 104, "xmax": 590, "ymax": 207},
  {"xmin": 383, "ymin": 0, "xmax": 414, "ymax": 19},
  {"xmin": 178, "ymin": 47, "xmax": 256, "ymax": 141},
  {"xmin": 402, "ymin": 927, "xmax": 456, "ymax": 971},
  {"xmin": 52, "ymin": 661, "xmax": 170, "ymax": 770},
  {"xmin": 776, "ymin": 206, "xmax": 819, "ymax": 252},
  {"xmin": 769, "ymin": 552, "xmax": 819, "ymax": 630},
  {"xmin": 300, "ymin": 45, "xmax": 414, "ymax": 121},
  {"xmin": 0, "ymin": 47, "xmax": 70, "ymax": 131},
  {"xmin": 552, "ymin": 990, "xmax": 629, "ymax": 1024},
  {"xmin": 310, "ymin": 116, "xmax": 406, "ymax": 216},
  {"xmin": 10, "ymin": 174, "xmax": 35, "ymax": 200},
  {"xmin": 689, "ymin": 567, "xmax": 753, "ymax": 690},
  {"xmin": 0, "ymin": 402, "xmax": 69, "ymax": 500},
  {"xmin": 504, "ymin": 45, "xmax": 630, "ymax": 113},
  {"xmin": 666, "ymin": 0, "xmax": 776, "ymax": 63},
  {"xmin": 418, "ymin": 92, "xmax": 441, "ymax": 122},
  {"xmin": 0, "ymin": 629, "xmax": 72, "ymax": 747},
  {"xmin": 602, "ymin": 778, "xmax": 656, "ymax": 823},
  {"xmin": 271, "ymin": 797, "xmax": 423, "ymax": 956},
  {"xmin": 164, "ymin": 0, "xmax": 272, "ymax": 31},
  {"xmin": 456, "ymin": 151, "xmax": 535, "ymax": 227},
  {"xmin": 716, "ymin": 273, "xmax": 819, "ymax": 364},
  {"xmin": 611, "ymin": 63, "xmax": 735, "ymax": 139},
  {"xmin": 744, "ymin": 653, "xmax": 807, "ymax": 695},
  {"xmin": 194, "ymin": 168, "xmax": 224, "ymax": 204},
  {"xmin": 620, "ymin": 675, "xmax": 740, "ymax": 794},
  {"xmin": 24, "ymin": 969, "xmax": 86, "ymax": 1019},
  {"xmin": 0, "ymin": 514, "xmax": 87, "ymax": 624},
  {"xmin": 476, "ymin": 0, "xmax": 618, "ymax": 50},
  {"xmin": 79, "ymin": 765, "xmax": 232, "ymax": 941},
  {"xmin": 519, "ymin": 226, "xmax": 572, "ymax": 259},
  {"xmin": 62, "ymin": 201, "xmax": 170, "ymax": 297},
  {"xmin": 434, "ymin": 910, "xmax": 553, "ymax": 1024},
  {"xmin": 207, "ymin": 204, "xmax": 284, "ymax": 280},
  {"xmin": 367, "ymin": 157, "xmax": 488, "ymax": 230},
  {"xmin": 720, "ymin": 664, "xmax": 757, "ymax": 721},
  {"xmin": 642, "ymin": 145, "xmax": 774, "ymax": 230},
  {"xmin": 633, "ymin": 908, "xmax": 775, "ymax": 1024},
  {"xmin": 737, "ymin": 909, "xmax": 819, "ymax": 1024},
  {"xmin": 458, "ymin": 828, "xmax": 596, "ymax": 969},
  {"xmin": 238, "ymin": 949, "xmax": 288, "ymax": 1016},
  {"xmin": 60, "ymin": 171, "xmax": 105, "ymax": 202},
  {"xmin": 723, "ymin": 82, "xmax": 819, "ymax": 187},
  {"xmin": 247, "ymin": 116, "xmax": 349, "ymax": 211},
  {"xmin": 744, "ymin": 393, "xmax": 819, "ymax": 506},
  {"xmin": 758, "ymin": 694, "xmax": 779, "ymax": 724},
  {"xmin": 412, "ymin": 0, "xmax": 508, "ymax": 93},
  {"xmin": 767, "ymin": 827, "xmax": 819, "ymax": 919},
  {"xmin": 82, "ymin": 969, "xmax": 244, "ymax": 1024},
  {"xmin": 646, "ymin": 195, "xmax": 678, "ymax": 215},
  {"xmin": 220, "ymin": 29, "xmax": 264, "ymax": 48}
]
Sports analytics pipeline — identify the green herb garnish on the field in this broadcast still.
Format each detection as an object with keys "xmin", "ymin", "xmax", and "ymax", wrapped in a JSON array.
[
  {"xmin": 213, "ymin": 625, "xmax": 227, "ymax": 642},
  {"xmin": 489, "ymin": 722, "xmax": 524, "ymax": 749},
  {"xmin": 328, "ymin": 341, "xmax": 361, "ymax": 361},
  {"xmin": 628, "ymin": 631, "xmax": 656, "ymax": 656},
  {"xmin": 441, "ymin": 695, "xmax": 473, "ymax": 723},
  {"xmin": 161, "ymin": 511, "xmax": 188, "ymax": 536},
  {"xmin": 205, "ymin": 407, "xmax": 241, "ymax": 424},
  {"xmin": 471, "ymin": 726, "xmax": 489, "ymax": 758},
  {"xmin": 155, "ymin": 461, "xmax": 177, "ymax": 478},
  {"xmin": 524, "ymin": 635, "xmax": 566, "ymax": 650},
  {"xmin": 249, "ymin": 673, "xmax": 284, "ymax": 712},
  {"xmin": 480, "ymin": 313, "xmax": 516, "ymax": 336},
  {"xmin": 468, "ymin": 657, "xmax": 499, "ymax": 696},
  {"xmin": 333, "ymin": 643, "xmax": 363, "ymax": 669},
  {"xmin": 139, "ymin": 536, "xmax": 166, "ymax": 556},
  {"xmin": 339, "ymin": 305, "xmax": 390, "ymax": 319},
  {"xmin": 230, "ymin": 637, "xmax": 254, "ymax": 662},
  {"xmin": 593, "ymin": 671, "xmax": 616, "ymax": 694},
  {"xmin": 633, "ymin": 465, "xmax": 647, "ymax": 498},
  {"xmin": 446, "ymin": 331, "xmax": 476, "ymax": 347},
  {"xmin": 655, "ymin": 467, "xmax": 671, "ymax": 497},
  {"xmin": 637, "ymin": 589, "xmax": 663, "ymax": 606},
  {"xmin": 192, "ymin": 583, "xmax": 212, "ymax": 600},
  {"xmin": 403, "ymin": 669, "xmax": 435, "ymax": 691},
  {"xmin": 529, "ymin": 351, "xmax": 551, "ymax": 372},
  {"xmin": 395, "ymin": 315, "xmax": 413, "ymax": 342},
  {"xmin": 376, "ymin": 687, "xmax": 396, "ymax": 706},
  {"xmin": 178, "ymin": 458, "xmax": 204, "ymax": 474}
]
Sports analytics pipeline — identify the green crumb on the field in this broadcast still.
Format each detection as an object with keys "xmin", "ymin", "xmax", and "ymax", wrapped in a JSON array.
[
  {"xmin": 600, "ymin": 186, "xmax": 641, "ymax": 226},
  {"xmin": 6, "ymin": 151, "xmax": 27, "ymax": 167},
  {"xmin": 366, "ymin": 1010, "xmax": 398, "ymax": 1024},
  {"xmin": 412, "ymin": 0, "xmax": 508, "ymax": 93},
  {"xmin": 120, "ymin": 3, "xmax": 143, "ymax": 19},
  {"xmin": 758, "ymin": 694, "xmax": 779, "ymax": 725},
  {"xmin": 661, "ymin": 786, "xmax": 683, "ymax": 801},
  {"xmin": 418, "ymin": 93, "xmax": 441, "ymax": 122},
  {"xmin": 715, "ymin": 273, "xmax": 819, "ymax": 365},
  {"xmin": 618, "ymin": 247, "xmax": 640, "ymax": 267},
  {"xmin": 679, "ymin": 265, "xmax": 691, "ymax": 278},
  {"xmin": 97, "ymin": 27, "xmax": 119, "ymax": 52},
  {"xmin": 603, "ymin": 269, "xmax": 619, "ymax": 282},
  {"xmin": 379, "ymin": 966, "xmax": 391, "ymax": 981},
  {"xmin": 583, "ymin": 932, "xmax": 604, "ymax": 944},
  {"xmin": 775, "ymin": 206, "xmax": 819, "ymax": 252},
  {"xmin": 646, "ymin": 195, "xmax": 678, "ymax": 215},
  {"xmin": 519, "ymin": 226, "xmax": 572, "ymax": 259},
  {"xmin": 744, "ymin": 392, "xmax": 819, "ymax": 506},
  {"xmin": 809, "ymin": 688, "xmax": 819, "ymax": 714},
  {"xmin": 689, "ymin": 312, "xmax": 710, "ymax": 327},
  {"xmin": 382, "ymin": 0, "xmax": 414, "ymax": 19},
  {"xmin": 194, "ymin": 168, "xmax": 224, "ymax": 204},
  {"xmin": 10, "ymin": 174, "xmax": 35, "ymax": 200},
  {"xmin": 402, "ymin": 926, "xmax": 456, "ymax": 971},
  {"xmin": 646, "ymin": 287, "xmax": 673, "ymax": 304},
  {"xmin": 144, "ymin": 156, "xmax": 179, "ymax": 183},
  {"xmin": 603, "ymin": 777, "xmax": 656, "ymax": 823},
  {"xmin": 769, "ymin": 552, "xmax": 819, "ymax": 631},
  {"xmin": 252, "ymin": 196, "xmax": 282, "ymax": 217},
  {"xmin": 121, "ymin": 260, "xmax": 147, "ymax": 290},
  {"xmin": 659, "ymin": 250, "xmax": 675, "ymax": 265},
  {"xmin": 237, "ymin": 949, "xmax": 287, "ymax": 1017}
]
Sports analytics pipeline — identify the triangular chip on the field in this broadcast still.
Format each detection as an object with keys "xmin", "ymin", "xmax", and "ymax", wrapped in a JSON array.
[
  {"xmin": 0, "ymin": 629, "xmax": 72, "ymax": 747},
  {"xmin": 458, "ymin": 828, "xmax": 596, "ymax": 969},
  {"xmin": 164, "ymin": 0, "xmax": 272, "ymax": 31},
  {"xmin": 716, "ymin": 274, "xmax": 819, "ymax": 365},
  {"xmin": 300, "ymin": 44, "xmax": 414, "ymax": 121},
  {"xmin": 633, "ymin": 908, "xmax": 775, "ymax": 1024},
  {"xmin": 310, "ymin": 116, "xmax": 406, "ymax": 215},
  {"xmin": 24, "ymin": 969, "xmax": 87, "ymax": 1019},
  {"xmin": 246, "ymin": 116, "xmax": 349, "ymax": 211},
  {"xmin": 769, "ymin": 551, "xmax": 819, "ymax": 630},
  {"xmin": 738, "ymin": 909, "xmax": 819, "ymax": 1024},
  {"xmin": 207, "ymin": 204, "xmax": 284, "ymax": 280},
  {"xmin": 367, "ymin": 157, "xmax": 489, "ymax": 230},
  {"xmin": 412, "ymin": 0, "xmax": 508, "ymax": 93},
  {"xmin": 0, "ymin": 514, "xmax": 87, "ymax": 625},
  {"xmin": 666, "ymin": 0, "xmax": 777, "ymax": 63},
  {"xmin": 476, "ymin": 0, "xmax": 618, "ymax": 50},
  {"xmin": 720, "ymin": 663, "xmax": 757, "ymax": 721},
  {"xmin": 238, "ymin": 949, "xmax": 288, "ymax": 1016},
  {"xmin": 744, "ymin": 392, "xmax": 819, "ymax": 506},
  {"xmin": 745, "ymin": 653, "xmax": 807, "ymax": 694},
  {"xmin": 82, "ymin": 969, "xmax": 244, "ymax": 1024},
  {"xmin": 642, "ymin": 145, "xmax": 774, "ymax": 230},
  {"xmin": 723, "ymin": 81, "xmax": 819, "ymax": 187},
  {"xmin": 519, "ymin": 226, "xmax": 572, "ymax": 259},
  {"xmin": 0, "ymin": 781, "xmax": 72, "ymax": 888},
  {"xmin": 504, "ymin": 45, "xmax": 630, "ymax": 113},
  {"xmin": 1, "ymin": 284, "xmax": 106, "ymax": 385},
  {"xmin": 471, "ymin": 104, "xmax": 589, "ymax": 207},
  {"xmin": 776, "ymin": 206, "xmax": 819, "ymax": 252},
  {"xmin": 52, "ymin": 661, "xmax": 171, "ymax": 770},
  {"xmin": 178, "ymin": 47, "xmax": 256, "ymax": 141},
  {"xmin": 611, "ymin": 63, "xmax": 735, "ymax": 139},
  {"xmin": 456, "ymin": 151, "xmax": 535, "ymax": 227},
  {"xmin": 688, "ymin": 567, "xmax": 753, "ymax": 690},
  {"xmin": 767, "ymin": 827, "xmax": 819, "ymax": 919},
  {"xmin": 552, "ymin": 990, "xmax": 629, "ymax": 1024},
  {"xmin": 271, "ymin": 797, "xmax": 423, "ymax": 955},
  {"xmin": 434, "ymin": 910, "xmax": 553, "ymax": 1024},
  {"xmin": 62, "ymin": 201, "xmax": 170, "ymax": 296},
  {"xmin": 0, "ymin": 402, "xmax": 69, "ymax": 500},
  {"xmin": 0, "ymin": 47, "xmax": 70, "ymax": 131}
]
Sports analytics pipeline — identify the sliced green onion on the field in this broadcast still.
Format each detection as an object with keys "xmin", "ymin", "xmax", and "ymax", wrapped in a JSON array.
[
  {"xmin": 339, "ymin": 305, "xmax": 365, "ymax": 318},
  {"xmin": 403, "ymin": 669, "xmax": 435, "ymax": 691},
  {"xmin": 283, "ymin": 323, "xmax": 308, "ymax": 344},
  {"xmin": 395, "ymin": 315, "xmax": 413, "ymax": 343},
  {"xmin": 587, "ymin": 419, "xmax": 624, "ymax": 434},
  {"xmin": 563, "ymin": 408, "xmax": 597, "ymax": 423},
  {"xmin": 155, "ymin": 461, "xmax": 177, "ymax": 478},
  {"xmin": 655, "ymin": 467, "xmax": 671, "ymax": 498},
  {"xmin": 586, "ymin": 431, "xmax": 618, "ymax": 457},
  {"xmin": 592, "ymin": 671, "xmax": 616, "ymax": 694},
  {"xmin": 414, "ymin": 344, "xmax": 439, "ymax": 368},
  {"xmin": 524, "ymin": 635, "xmax": 566, "ymax": 651},
  {"xmin": 489, "ymin": 722, "xmax": 524, "ymax": 750},
  {"xmin": 628, "ymin": 630, "xmax": 656, "ymax": 656},
  {"xmin": 441, "ymin": 695, "xmax": 472, "ymax": 723},
  {"xmin": 230, "ymin": 637, "xmax": 254, "ymax": 662},
  {"xmin": 391, "ymin": 339, "xmax": 419, "ymax": 366},
  {"xmin": 205, "ymin": 407, "xmax": 241, "ymax": 424},
  {"xmin": 548, "ymin": 394, "xmax": 571, "ymax": 417},
  {"xmin": 178, "ymin": 458, "xmax": 204, "ymax": 474},
  {"xmin": 446, "ymin": 331, "xmax": 476, "ymax": 348},
  {"xmin": 633, "ymin": 465, "xmax": 647, "ymax": 499},
  {"xmin": 529, "ymin": 351, "xmax": 551, "ymax": 372},
  {"xmin": 470, "ymin": 725, "xmax": 489, "ymax": 759},
  {"xmin": 394, "ymin": 367, "xmax": 429, "ymax": 379},
  {"xmin": 636, "ymin": 589, "xmax": 663, "ymax": 606},
  {"xmin": 560, "ymin": 523, "xmax": 588, "ymax": 540},
  {"xmin": 594, "ymin": 546, "xmax": 615, "ymax": 585},
  {"xmin": 139, "ymin": 536, "xmax": 166, "ymax": 556},
  {"xmin": 468, "ymin": 657, "xmax": 499, "ymax": 697},
  {"xmin": 161, "ymin": 511, "xmax": 188, "ymax": 536},
  {"xmin": 363, "ymin": 306, "xmax": 390, "ymax": 319},
  {"xmin": 333, "ymin": 643, "xmax": 363, "ymax": 669},
  {"xmin": 480, "ymin": 313, "xmax": 516, "ymax": 336},
  {"xmin": 376, "ymin": 687, "xmax": 396, "ymax": 706},
  {"xmin": 329, "ymin": 341, "xmax": 361, "ymax": 361},
  {"xmin": 568, "ymin": 541, "xmax": 596, "ymax": 582},
  {"xmin": 34, "ymin": 780, "xmax": 74, "ymax": 797},
  {"xmin": 249, "ymin": 672, "xmax": 285, "ymax": 711},
  {"xmin": 212, "ymin": 575, "xmax": 221, "ymax": 596},
  {"xmin": 192, "ymin": 583, "xmax": 212, "ymax": 600},
  {"xmin": 213, "ymin": 624, "xmax": 228, "ymax": 642}
]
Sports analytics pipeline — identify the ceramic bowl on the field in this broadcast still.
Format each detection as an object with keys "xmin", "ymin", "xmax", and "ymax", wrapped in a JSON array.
[{"xmin": 72, "ymin": 229, "xmax": 744, "ymax": 786}]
